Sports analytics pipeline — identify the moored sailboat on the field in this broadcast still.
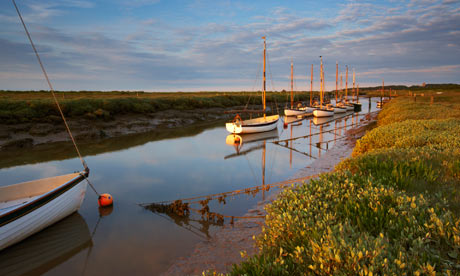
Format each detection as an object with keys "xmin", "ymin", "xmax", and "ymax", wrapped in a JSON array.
[
  {"xmin": 284, "ymin": 60, "xmax": 308, "ymax": 116},
  {"xmin": 226, "ymin": 37, "xmax": 279, "ymax": 134},
  {"xmin": 313, "ymin": 56, "xmax": 334, "ymax": 117}
]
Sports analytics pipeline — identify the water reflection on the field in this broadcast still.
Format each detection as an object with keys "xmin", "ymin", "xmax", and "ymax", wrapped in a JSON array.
[
  {"xmin": 0, "ymin": 98, "xmax": 379, "ymax": 275},
  {"xmin": 0, "ymin": 213, "xmax": 92, "ymax": 276}
]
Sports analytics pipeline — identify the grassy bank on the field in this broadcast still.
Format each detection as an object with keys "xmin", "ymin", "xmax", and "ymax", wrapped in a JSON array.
[
  {"xmin": 228, "ymin": 91, "xmax": 460, "ymax": 275},
  {"xmin": 3, "ymin": 84, "xmax": 458, "ymax": 124},
  {"xmin": 0, "ymin": 90, "xmax": 312, "ymax": 124}
]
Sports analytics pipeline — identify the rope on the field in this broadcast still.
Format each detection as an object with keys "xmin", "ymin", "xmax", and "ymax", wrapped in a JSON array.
[
  {"xmin": 146, "ymin": 173, "xmax": 320, "ymax": 205},
  {"xmin": 12, "ymin": 0, "xmax": 87, "ymax": 171}
]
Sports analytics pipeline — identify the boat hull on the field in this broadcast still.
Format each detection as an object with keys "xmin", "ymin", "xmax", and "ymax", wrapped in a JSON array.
[
  {"xmin": 313, "ymin": 109, "xmax": 334, "ymax": 117},
  {"xmin": 226, "ymin": 115, "xmax": 279, "ymax": 134},
  {"xmin": 284, "ymin": 108, "xmax": 307, "ymax": 117},
  {"xmin": 332, "ymin": 106, "xmax": 347, "ymax": 113},
  {"xmin": 0, "ymin": 173, "xmax": 87, "ymax": 251}
]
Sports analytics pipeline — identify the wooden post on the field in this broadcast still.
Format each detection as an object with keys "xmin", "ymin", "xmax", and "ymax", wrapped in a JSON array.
[
  {"xmin": 431, "ymin": 95, "xmax": 434, "ymax": 105},
  {"xmin": 414, "ymin": 93, "xmax": 416, "ymax": 102}
]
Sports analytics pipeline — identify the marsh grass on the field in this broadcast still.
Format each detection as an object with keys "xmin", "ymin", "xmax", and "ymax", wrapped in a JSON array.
[
  {"xmin": 228, "ymin": 90, "xmax": 460, "ymax": 275},
  {"xmin": 0, "ymin": 91, "xmax": 314, "ymax": 123}
]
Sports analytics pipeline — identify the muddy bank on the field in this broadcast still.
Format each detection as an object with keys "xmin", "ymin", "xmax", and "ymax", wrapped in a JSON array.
[
  {"xmin": 0, "ymin": 107, "xmax": 238, "ymax": 151},
  {"xmin": 163, "ymin": 112, "xmax": 378, "ymax": 276}
]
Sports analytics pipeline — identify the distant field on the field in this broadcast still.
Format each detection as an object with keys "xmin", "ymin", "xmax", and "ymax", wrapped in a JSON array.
[{"xmin": 1, "ymin": 83, "xmax": 459, "ymax": 124}]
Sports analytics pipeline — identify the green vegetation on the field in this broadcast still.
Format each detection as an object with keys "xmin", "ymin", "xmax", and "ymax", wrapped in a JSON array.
[
  {"xmin": 229, "ymin": 90, "xmax": 460, "ymax": 275},
  {"xmin": 0, "ymin": 90, "xmax": 312, "ymax": 124}
]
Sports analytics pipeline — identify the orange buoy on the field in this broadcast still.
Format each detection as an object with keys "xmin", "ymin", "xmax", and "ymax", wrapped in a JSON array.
[{"xmin": 98, "ymin": 193, "xmax": 113, "ymax": 207}]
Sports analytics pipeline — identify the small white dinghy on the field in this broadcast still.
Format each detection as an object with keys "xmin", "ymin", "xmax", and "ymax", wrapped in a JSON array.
[
  {"xmin": 1, "ymin": 1, "xmax": 96, "ymax": 251},
  {"xmin": 0, "ymin": 171, "xmax": 88, "ymax": 251}
]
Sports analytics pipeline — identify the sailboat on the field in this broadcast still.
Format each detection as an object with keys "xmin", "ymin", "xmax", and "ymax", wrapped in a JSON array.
[
  {"xmin": 313, "ymin": 56, "xmax": 334, "ymax": 117},
  {"xmin": 352, "ymin": 69, "xmax": 362, "ymax": 111},
  {"xmin": 284, "ymin": 60, "xmax": 308, "ymax": 116},
  {"xmin": 341, "ymin": 65, "xmax": 355, "ymax": 111},
  {"xmin": 226, "ymin": 37, "xmax": 279, "ymax": 134},
  {"xmin": 1, "ymin": 0, "xmax": 89, "ymax": 251},
  {"xmin": 331, "ymin": 62, "xmax": 347, "ymax": 113}
]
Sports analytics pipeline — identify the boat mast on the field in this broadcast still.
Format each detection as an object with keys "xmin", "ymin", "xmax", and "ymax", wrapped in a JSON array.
[
  {"xmin": 320, "ymin": 56, "xmax": 323, "ymax": 108},
  {"xmin": 262, "ymin": 36, "xmax": 266, "ymax": 117},
  {"xmin": 290, "ymin": 60, "xmax": 294, "ymax": 109},
  {"xmin": 345, "ymin": 65, "xmax": 348, "ymax": 101},
  {"xmin": 357, "ymin": 84, "xmax": 360, "ymax": 102},
  {"xmin": 340, "ymin": 73, "xmax": 343, "ymax": 101},
  {"xmin": 335, "ymin": 61, "xmax": 338, "ymax": 103},
  {"xmin": 310, "ymin": 64, "xmax": 313, "ymax": 106},
  {"xmin": 382, "ymin": 79, "xmax": 384, "ymax": 103},
  {"xmin": 353, "ymin": 68, "xmax": 356, "ymax": 103}
]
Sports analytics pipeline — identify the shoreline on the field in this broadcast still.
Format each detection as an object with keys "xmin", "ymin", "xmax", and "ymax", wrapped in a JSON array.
[
  {"xmin": 0, "ymin": 107, "xmax": 236, "ymax": 150},
  {"xmin": 162, "ymin": 112, "xmax": 378, "ymax": 275}
]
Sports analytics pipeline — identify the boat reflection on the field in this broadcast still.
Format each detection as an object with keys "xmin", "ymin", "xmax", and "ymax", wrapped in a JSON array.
[
  {"xmin": 0, "ymin": 212, "xmax": 92, "ymax": 276},
  {"xmin": 225, "ymin": 129, "xmax": 279, "ymax": 158}
]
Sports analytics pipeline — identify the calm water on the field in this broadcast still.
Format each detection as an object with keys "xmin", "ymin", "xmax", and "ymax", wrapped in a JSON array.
[{"xmin": 0, "ymin": 98, "xmax": 378, "ymax": 275}]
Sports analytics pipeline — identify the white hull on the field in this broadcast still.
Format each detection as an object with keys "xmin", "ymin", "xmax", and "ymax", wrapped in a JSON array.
[
  {"xmin": 299, "ymin": 106, "xmax": 316, "ymax": 113},
  {"xmin": 333, "ymin": 106, "xmax": 347, "ymax": 113},
  {"xmin": 226, "ymin": 115, "xmax": 279, "ymax": 134},
  {"xmin": 0, "ymin": 213, "xmax": 91, "ymax": 276},
  {"xmin": 0, "ymin": 173, "xmax": 87, "ymax": 251},
  {"xmin": 345, "ymin": 104, "xmax": 354, "ymax": 111},
  {"xmin": 284, "ymin": 108, "xmax": 307, "ymax": 116},
  {"xmin": 313, "ymin": 109, "xmax": 334, "ymax": 117}
]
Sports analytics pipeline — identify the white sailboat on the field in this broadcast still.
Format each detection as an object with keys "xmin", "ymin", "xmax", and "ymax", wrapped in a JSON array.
[
  {"xmin": 226, "ymin": 37, "xmax": 279, "ymax": 134},
  {"xmin": 284, "ymin": 60, "xmax": 308, "ymax": 116},
  {"xmin": 313, "ymin": 56, "xmax": 334, "ymax": 117}
]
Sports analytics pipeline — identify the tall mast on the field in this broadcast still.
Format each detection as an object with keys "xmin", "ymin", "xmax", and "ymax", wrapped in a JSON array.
[
  {"xmin": 320, "ymin": 56, "xmax": 323, "ymax": 108},
  {"xmin": 310, "ymin": 64, "xmax": 313, "ymax": 106},
  {"xmin": 290, "ymin": 60, "xmax": 294, "ymax": 109},
  {"xmin": 340, "ymin": 73, "xmax": 343, "ymax": 101},
  {"xmin": 262, "ymin": 36, "xmax": 266, "ymax": 115},
  {"xmin": 357, "ymin": 84, "xmax": 360, "ymax": 102},
  {"xmin": 353, "ymin": 68, "xmax": 356, "ymax": 103},
  {"xmin": 335, "ymin": 61, "xmax": 338, "ymax": 103},
  {"xmin": 345, "ymin": 65, "xmax": 348, "ymax": 100}
]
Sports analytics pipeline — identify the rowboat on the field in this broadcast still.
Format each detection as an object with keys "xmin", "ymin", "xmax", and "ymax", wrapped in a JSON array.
[
  {"xmin": 1, "ymin": 0, "xmax": 92, "ymax": 251},
  {"xmin": 226, "ymin": 36, "xmax": 279, "ymax": 134},
  {"xmin": 0, "ymin": 212, "xmax": 91, "ymax": 276},
  {"xmin": 0, "ymin": 170, "xmax": 88, "ymax": 251}
]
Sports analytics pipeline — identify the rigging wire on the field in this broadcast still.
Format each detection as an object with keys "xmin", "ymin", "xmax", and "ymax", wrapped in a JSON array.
[
  {"xmin": 12, "ymin": 0, "xmax": 87, "ymax": 171},
  {"xmin": 265, "ymin": 43, "xmax": 280, "ymax": 115}
]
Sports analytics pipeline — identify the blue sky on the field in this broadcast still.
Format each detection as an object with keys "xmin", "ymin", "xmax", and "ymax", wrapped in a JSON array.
[{"xmin": 1, "ymin": 0, "xmax": 459, "ymax": 91}]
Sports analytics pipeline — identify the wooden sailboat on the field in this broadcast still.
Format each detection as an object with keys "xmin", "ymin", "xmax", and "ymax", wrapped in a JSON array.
[
  {"xmin": 313, "ymin": 56, "xmax": 334, "ymax": 117},
  {"xmin": 297, "ymin": 64, "xmax": 316, "ymax": 113},
  {"xmin": 226, "ymin": 37, "xmax": 279, "ymax": 134},
  {"xmin": 284, "ymin": 60, "xmax": 308, "ymax": 116},
  {"xmin": 1, "ymin": 0, "xmax": 90, "ymax": 251},
  {"xmin": 332, "ymin": 61, "xmax": 347, "ymax": 113},
  {"xmin": 352, "ymin": 69, "xmax": 362, "ymax": 111},
  {"xmin": 342, "ymin": 65, "xmax": 355, "ymax": 111}
]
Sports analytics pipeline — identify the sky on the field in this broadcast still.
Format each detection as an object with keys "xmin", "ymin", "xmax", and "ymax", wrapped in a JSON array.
[{"xmin": 0, "ymin": 0, "xmax": 459, "ymax": 91}]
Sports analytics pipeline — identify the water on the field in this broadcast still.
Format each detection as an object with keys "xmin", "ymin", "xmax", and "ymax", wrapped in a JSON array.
[{"xmin": 0, "ymin": 98, "xmax": 379, "ymax": 275}]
